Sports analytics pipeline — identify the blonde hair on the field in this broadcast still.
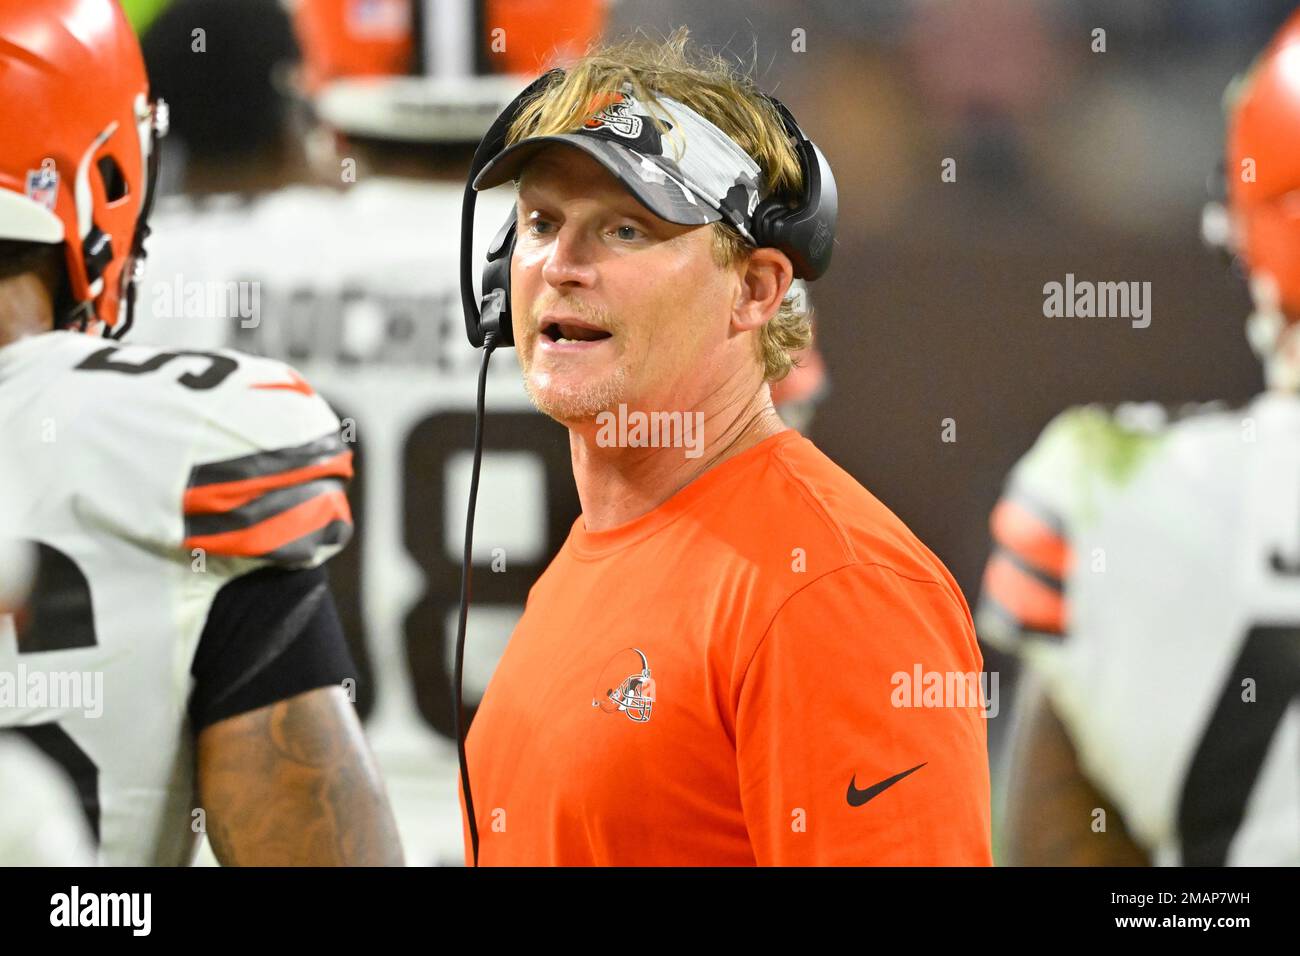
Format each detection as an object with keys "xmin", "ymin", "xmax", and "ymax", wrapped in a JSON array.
[{"xmin": 506, "ymin": 28, "xmax": 812, "ymax": 383}]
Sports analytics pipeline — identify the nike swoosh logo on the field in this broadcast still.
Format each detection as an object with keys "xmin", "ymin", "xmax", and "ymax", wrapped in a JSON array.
[
  {"xmin": 251, "ymin": 369, "xmax": 315, "ymax": 397},
  {"xmin": 846, "ymin": 762, "xmax": 927, "ymax": 807}
]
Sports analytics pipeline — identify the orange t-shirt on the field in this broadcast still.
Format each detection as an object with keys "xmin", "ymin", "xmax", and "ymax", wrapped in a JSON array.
[{"xmin": 463, "ymin": 428, "xmax": 992, "ymax": 865}]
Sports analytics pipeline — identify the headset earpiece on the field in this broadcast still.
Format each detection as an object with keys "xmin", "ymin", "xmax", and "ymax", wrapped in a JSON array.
[
  {"xmin": 749, "ymin": 94, "xmax": 838, "ymax": 282},
  {"xmin": 480, "ymin": 210, "xmax": 517, "ymax": 346},
  {"xmin": 461, "ymin": 69, "xmax": 564, "ymax": 348}
]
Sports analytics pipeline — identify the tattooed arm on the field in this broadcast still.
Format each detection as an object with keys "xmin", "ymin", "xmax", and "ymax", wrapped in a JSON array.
[
  {"xmin": 1001, "ymin": 672, "xmax": 1149, "ymax": 866},
  {"xmin": 188, "ymin": 569, "xmax": 403, "ymax": 866},
  {"xmin": 195, "ymin": 686, "xmax": 404, "ymax": 866}
]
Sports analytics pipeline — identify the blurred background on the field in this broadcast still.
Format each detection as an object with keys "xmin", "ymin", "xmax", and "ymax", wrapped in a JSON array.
[{"xmin": 118, "ymin": 0, "xmax": 1298, "ymax": 863}]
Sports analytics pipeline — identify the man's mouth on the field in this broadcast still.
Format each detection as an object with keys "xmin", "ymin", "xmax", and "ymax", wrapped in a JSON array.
[{"xmin": 541, "ymin": 321, "xmax": 613, "ymax": 345}]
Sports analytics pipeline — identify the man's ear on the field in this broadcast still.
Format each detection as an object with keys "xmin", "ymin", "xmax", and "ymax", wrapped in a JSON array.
[{"xmin": 731, "ymin": 247, "xmax": 793, "ymax": 333}]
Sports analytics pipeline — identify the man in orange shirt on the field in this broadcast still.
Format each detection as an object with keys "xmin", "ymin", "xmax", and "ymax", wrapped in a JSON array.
[{"xmin": 462, "ymin": 33, "xmax": 991, "ymax": 866}]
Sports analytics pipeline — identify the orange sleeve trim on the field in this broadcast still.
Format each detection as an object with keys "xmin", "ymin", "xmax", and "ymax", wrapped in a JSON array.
[
  {"xmin": 990, "ymin": 497, "xmax": 1071, "ymax": 581},
  {"xmin": 184, "ymin": 488, "xmax": 353, "ymax": 558},
  {"xmin": 183, "ymin": 451, "xmax": 354, "ymax": 515},
  {"xmin": 982, "ymin": 552, "xmax": 1066, "ymax": 634}
]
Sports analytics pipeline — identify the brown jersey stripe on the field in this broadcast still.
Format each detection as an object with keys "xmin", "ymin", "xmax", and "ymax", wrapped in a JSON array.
[
  {"xmin": 184, "ymin": 451, "xmax": 353, "ymax": 515},
  {"xmin": 989, "ymin": 541, "xmax": 1065, "ymax": 593},
  {"xmin": 262, "ymin": 520, "xmax": 353, "ymax": 564},
  {"xmin": 977, "ymin": 592, "xmax": 1066, "ymax": 641},
  {"xmin": 184, "ymin": 489, "xmax": 353, "ymax": 560},
  {"xmin": 1000, "ymin": 483, "xmax": 1066, "ymax": 534},
  {"xmin": 184, "ymin": 478, "xmax": 348, "ymax": 539},
  {"xmin": 981, "ymin": 551, "xmax": 1066, "ymax": 635},
  {"xmin": 187, "ymin": 432, "xmax": 348, "ymax": 488}
]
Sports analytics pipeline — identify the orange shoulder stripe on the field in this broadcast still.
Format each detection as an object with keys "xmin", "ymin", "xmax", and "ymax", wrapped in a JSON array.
[
  {"xmin": 990, "ymin": 497, "xmax": 1071, "ymax": 580},
  {"xmin": 183, "ymin": 450, "xmax": 354, "ymax": 516},
  {"xmin": 982, "ymin": 552, "xmax": 1066, "ymax": 634},
  {"xmin": 184, "ymin": 488, "xmax": 352, "ymax": 558}
]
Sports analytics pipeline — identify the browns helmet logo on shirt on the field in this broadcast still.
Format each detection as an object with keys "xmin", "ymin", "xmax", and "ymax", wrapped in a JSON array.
[{"xmin": 591, "ymin": 647, "xmax": 655, "ymax": 723}]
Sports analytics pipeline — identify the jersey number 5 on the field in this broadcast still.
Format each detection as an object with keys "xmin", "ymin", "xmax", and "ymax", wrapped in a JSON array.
[{"xmin": 75, "ymin": 346, "xmax": 238, "ymax": 390}]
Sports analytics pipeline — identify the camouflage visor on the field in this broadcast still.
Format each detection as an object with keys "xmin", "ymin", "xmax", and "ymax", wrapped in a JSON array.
[{"xmin": 472, "ymin": 83, "xmax": 764, "ymax": 243}]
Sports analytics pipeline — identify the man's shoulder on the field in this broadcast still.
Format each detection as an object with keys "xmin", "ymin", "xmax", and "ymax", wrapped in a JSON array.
[
  {"xmin": 0, "ymin": 332, "xmax": 351, "ymax": 568},
  {"xmin": 726, "ymin": 437, "xmax": 980, "ymax": 695},
  {"xmin": 752, "ymin": 432, "xmax": 963, "ymax": 596},
  {"xmin": 8, "ymin": 332, "xmax": 342, "ymax": 458},
  {"xmin": 974, "ymin": 400, "xmax": 1249, "ymax": 650},
  {"xmin": 998, "ymin": 401, "xmax": 1242, "ymax": 527}
]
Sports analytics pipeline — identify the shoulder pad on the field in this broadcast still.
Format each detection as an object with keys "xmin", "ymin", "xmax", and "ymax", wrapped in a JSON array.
[
  {"xmin": 182, "ymin": 353, "xmax": 353, "ymax": 568},
  {"xmin": 976, "ymin": 405, "xmax": 1165, "ymax": 648}
]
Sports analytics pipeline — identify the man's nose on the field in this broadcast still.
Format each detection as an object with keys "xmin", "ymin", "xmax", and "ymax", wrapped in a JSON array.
[{"xmin": 542, "ymin": 226, "xmax": 598, "ymax": 289}]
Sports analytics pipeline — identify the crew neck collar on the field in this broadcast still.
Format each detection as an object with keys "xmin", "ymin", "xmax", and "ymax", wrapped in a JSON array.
[{"xmin": 566, "ymin": 427, "xmax": 802, "ymax": 560}]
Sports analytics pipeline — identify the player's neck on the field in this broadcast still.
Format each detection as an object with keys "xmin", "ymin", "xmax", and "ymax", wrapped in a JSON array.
[
  {"xmin": 567, "ymin": 384, "xmax": 788, "ymax": 533},
  {"xmin": 0, "ymin": 273, "xmax": 55, "ymax": 350}
]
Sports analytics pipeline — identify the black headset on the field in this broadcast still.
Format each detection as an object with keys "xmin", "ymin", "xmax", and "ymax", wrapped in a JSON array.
[
  {"xmin": 459, "ymin": 69, "xmax": 837, "ymax": 348},
  {"xmin": 452, "ymin": 68, "xmax": 837, "ymax": 867}
]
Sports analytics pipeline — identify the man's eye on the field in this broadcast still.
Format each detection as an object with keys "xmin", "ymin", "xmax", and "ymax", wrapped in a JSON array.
[
  {"xmin": 613, "ymin": 225, "xmax": 643, "ymax": 241},
  {"xmin": 524, "ymin": 214, "xmax": 554, "ymax": 236}
]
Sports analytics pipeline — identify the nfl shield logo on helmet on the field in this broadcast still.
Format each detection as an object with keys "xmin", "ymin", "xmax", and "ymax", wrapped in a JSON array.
[{"xmin": 25, "ymin": 159, "xmax": 59, "ymax": 211}]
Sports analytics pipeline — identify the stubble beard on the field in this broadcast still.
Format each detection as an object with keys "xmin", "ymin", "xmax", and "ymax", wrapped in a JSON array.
[
  {"xmin": 523, "ymin": 358, "xmax": 629, "ymax": 425},
  {"xmin": 521, "ymin": 298, "xmax": 627, "ymax": 424}
]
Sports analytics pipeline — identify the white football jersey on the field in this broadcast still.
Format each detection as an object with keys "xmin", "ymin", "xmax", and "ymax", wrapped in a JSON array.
[
  {"xmin": 978, "ymin": 396, "xmax": 1300, "ymax": 865},
  {"xmin": 131, "ymin": 177, "xmax": 566, "ymax": 865},
  {"xmin": 0, "ymin": 537, "xmax": 33, "ymax": 611},
  {"xmin": 0, "ymin": 330, "xmax": 352, "ymax": 865},
  {"xmin": 0, "ymin": 734, "xmax": 95, "ymax": 866}
]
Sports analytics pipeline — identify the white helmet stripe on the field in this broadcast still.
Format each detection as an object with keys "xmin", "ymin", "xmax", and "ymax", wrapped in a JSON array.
[{"xmin": 75, "ymin": 120, "xmax": 118, "ymax": 240}]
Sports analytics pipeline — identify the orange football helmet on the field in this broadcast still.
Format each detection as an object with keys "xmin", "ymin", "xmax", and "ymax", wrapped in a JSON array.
[
  {"xmin": 288, "ymin": 0, "xmax": 608, "ymax": 142},
  {"xmin": 1221, "ymin": 9, "xmax": 1300, "ymax": 386},
  {"xmin": 293, "ymin": 0, "xmax": 414, "ymax": 94},
  {"xmin": 0, "ymin": 0, "xmax": 167, "ymax": 337},
  {"xmin": 1226, "ymin": 8, "xmax": 1300, "ymax": 321}
]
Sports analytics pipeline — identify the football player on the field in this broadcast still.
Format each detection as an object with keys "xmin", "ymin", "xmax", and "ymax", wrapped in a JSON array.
[
  {"xmin": 0, "ymin": 0, "xmax": 402, "ymax": 866},
  {"xmin": 977, "ymin": 10, "xmax": 1300, "ymax": 866}
]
